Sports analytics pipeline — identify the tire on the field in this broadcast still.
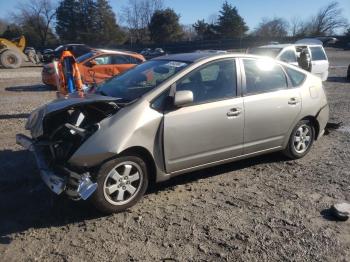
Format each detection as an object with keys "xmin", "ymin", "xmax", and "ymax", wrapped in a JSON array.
[
  {"xmin": 283, "ymin": 120, "xmax": 315, "ymax": 159},
  {"xmin": 347, "ymin": 65, "xmax": 350, "ymax": 81},
  {"xmin": 91, "ymin": 155, "xmax": 149, "ymax": 214},
  {"xmin": 0, "ymin": 50, "xmax": 23, "ymax": 69}
]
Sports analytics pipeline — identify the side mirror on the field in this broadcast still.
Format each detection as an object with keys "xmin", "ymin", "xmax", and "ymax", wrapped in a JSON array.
[
  {"xmin": 87, "ymin": 60, "xmax": 97, "ymax": 67},
  {"xmin": 174, "ymin": 90, "xmax": 193, "ymax": 107}
]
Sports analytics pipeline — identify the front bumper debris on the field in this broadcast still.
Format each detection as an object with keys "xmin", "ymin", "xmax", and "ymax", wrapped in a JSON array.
[{"xmin": 16, "ymin": 134, "xmax": 97, "ymax": 200}]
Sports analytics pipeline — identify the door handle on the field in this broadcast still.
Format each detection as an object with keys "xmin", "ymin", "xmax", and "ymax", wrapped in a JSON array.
[
  {"xmin": 227, "ymin": 108, "xmax": 242, "ymax": 117},
  {"xmin": 288, "ymin": 97, "xmax": 300, "ymax": 105}
]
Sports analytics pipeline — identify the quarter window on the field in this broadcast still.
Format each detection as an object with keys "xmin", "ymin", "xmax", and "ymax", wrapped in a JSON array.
[
  {"xmin": 176, "ymin": 59, "xmax": 237, "ymax": 104},
  {"xmin": 310, "ymin": 47, "xmax": 327, "ymax": 61},
  {"xmin": 243, "ymin": 59, "xmax": 288, "ymax": 95},
  {"xmin": 284, "ymin": 66, "xmax": 306, "ymax": 87},
  {"xmin": 129, "ymin": 56, "xmax": 143, "ymax": 64}
]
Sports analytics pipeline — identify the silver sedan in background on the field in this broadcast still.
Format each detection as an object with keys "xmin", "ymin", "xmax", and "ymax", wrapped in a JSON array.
[{"xmin": 17, "ymin": 52, "xmax": 329, "ymax": 213}]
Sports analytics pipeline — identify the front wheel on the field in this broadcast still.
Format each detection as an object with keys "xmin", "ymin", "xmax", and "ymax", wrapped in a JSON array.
[
  {"xmin": 0, "ymin": 50, "xmax": 23, "ymax": 69},
  {"xmin": 283, "ymin": 120, "xmax": 315, "ymax": 159},
  {"xmin": 91, "ymin": 155, "xmax": 149, "ymax": 214}
]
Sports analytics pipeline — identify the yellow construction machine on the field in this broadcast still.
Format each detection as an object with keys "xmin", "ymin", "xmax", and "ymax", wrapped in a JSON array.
[{"xmin": 0, "ymin": 35, "xmax": 40, "ymax": 69}]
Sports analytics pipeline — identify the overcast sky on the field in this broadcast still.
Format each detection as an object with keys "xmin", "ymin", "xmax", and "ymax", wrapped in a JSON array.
[{"xmin": 0, "ymin": 0, "xmax": 349, "ymax": 32}]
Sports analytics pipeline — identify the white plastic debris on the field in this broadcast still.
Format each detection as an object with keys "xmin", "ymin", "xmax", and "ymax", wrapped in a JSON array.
[{"xmin": 331, "ymin": 203, "xmax": 350, "ymax": 221}]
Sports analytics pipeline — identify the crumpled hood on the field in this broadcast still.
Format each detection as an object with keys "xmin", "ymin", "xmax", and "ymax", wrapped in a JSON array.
[{"xmin": 26, "ymin": 92, "xmax": 119, "ymax": 138}]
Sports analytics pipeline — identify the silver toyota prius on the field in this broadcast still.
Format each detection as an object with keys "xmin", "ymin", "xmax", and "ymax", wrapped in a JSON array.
[{"xmin": 17, "ymin": 53, "xmax": 329, "ymax": 213}]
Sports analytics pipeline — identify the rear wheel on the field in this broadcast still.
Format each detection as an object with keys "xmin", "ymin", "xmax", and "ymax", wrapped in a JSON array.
[
  {"xmin": 283, "ymin": 120, "xmax": 315, "ymax": 159},
  {"xmin": 0, "ymin": 50, "xmax": 23, "ymax": 69},
  {"xmin": 91, "ymin": 155, "xmax": 149, "ymax": 214},
  {"xmin": 347, "ymin": 64, "xmax": 350, "ymax": 81}
]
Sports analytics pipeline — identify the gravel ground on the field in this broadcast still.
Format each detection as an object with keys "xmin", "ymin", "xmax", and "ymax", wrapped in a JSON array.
[{"xmin": 0, "ymin": 50, "xmax": 349, "ymax": 261}]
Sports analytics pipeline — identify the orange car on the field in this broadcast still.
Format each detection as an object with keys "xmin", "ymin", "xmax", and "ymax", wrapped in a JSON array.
[{"xmin": 42, "ymin": 49, "xmax": 145, "ymax": 87}]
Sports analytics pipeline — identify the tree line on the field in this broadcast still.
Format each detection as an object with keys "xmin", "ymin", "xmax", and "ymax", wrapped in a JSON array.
[{"xmin": 0, "ymin": 0, "xmax": 348, "ymax": 49}]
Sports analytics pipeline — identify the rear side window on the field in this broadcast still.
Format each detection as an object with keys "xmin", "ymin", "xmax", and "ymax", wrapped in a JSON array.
[
  {"xmin": 243, "ymin": 59, "xmax": 288, "ymax": 95},
  {"xmin": 112, "ymin": 55, "xmax": 143, "ymax": 65},
  {"xmin": 279, "ymin": 50, "xmax": 297, "ymax": 63},
  {"xmin": 310, "ymin": 47, "xmax": 327, "ymax": 61},
  {"xmin": 112, "ymin": 55, "xmax": 129, "ymax": 64},
  {"xmin": 284, "ymin": 66, "xmax": 306, "ymax": 87}
]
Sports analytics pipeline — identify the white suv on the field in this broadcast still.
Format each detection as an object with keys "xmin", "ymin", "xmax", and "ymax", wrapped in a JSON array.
[{"xmin": 248, "ymin": 43, "xmax": 329, "ymax": 81}]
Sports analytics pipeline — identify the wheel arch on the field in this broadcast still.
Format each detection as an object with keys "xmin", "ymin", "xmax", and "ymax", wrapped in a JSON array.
[
  {"xmin": 300, "ymin": 115, "xmax": 320, "ymax": 140},
  {"xmin": 118, "ymin": 146, "xmax": 157, "ymax": 184}
]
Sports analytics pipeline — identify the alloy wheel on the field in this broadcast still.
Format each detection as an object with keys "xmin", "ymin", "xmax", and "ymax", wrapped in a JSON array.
[
  {"xmin": 103, "ymin": 161, "xmax": 143, "ymax": 205},
  {"xmin": 293, "ymin": 124, "xmax": 312, "ymax": 154}
]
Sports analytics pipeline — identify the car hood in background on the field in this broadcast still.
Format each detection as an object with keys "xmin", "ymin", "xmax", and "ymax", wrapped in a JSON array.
[{"xmin": 26, "ymin": 93, "xmax": 119, "ymax": 138}]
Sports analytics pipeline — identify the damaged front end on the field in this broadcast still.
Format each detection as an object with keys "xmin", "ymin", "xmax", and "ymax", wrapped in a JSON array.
[{"xmin": 16, "ymin": 93, "xmax": 121, "ymax": 200}]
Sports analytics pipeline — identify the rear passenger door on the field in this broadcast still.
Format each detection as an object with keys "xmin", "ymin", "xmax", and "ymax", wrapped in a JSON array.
[
  {"xmin": 309, "ymin": 46, "xmax": 329, "ymax": 81},
  {"xmin": 241, "ymin": 58, "xmax": 302, "ymax": 154}
]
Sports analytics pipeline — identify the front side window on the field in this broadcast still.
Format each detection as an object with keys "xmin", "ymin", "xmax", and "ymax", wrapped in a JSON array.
[
  {"xmin": 279, "ymin": 50, "xmax": 297, "ymax": 63},
  {"xmin": 93, "ymin": 55, "xmax": 112, "ymax": 65},
  {"xmin": 176, "ymin": 59, "xmax": 237, "ymax": 104},
  {"xmin": 77, "ymin": 52, "xmax": 95, "ymax": 63},
  {"xmin": 310, "ymin": 46, "xmax": 327, "ymax": 61},
  {"xmin": 243, "ymin": 59, "xmax": 288, "ymax": 95}
]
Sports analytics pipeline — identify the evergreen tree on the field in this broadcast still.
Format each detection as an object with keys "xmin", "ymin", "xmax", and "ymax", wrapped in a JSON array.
[
  {"xmin": 95, "ymin": 0, "xmax": 125, "ymax": 45},
  {"xmin": 193, "ymin": 19, "xmax": 217, "ymax": 40},
  {"xmin": 77, "ymin": 0, "xmax": 98, "ymax": 43},
  {"xmin": 2, "ymin": 24, "xmax": 23, "ymax": 39},
  {"xmin": 56, "ymin": 0, "xmax": 124, "ymax": 46},
  {"xmin": 56, "ymin": 0, "xmax": 80, "ymax": 43},
  {"xmin": 149, "ymin": 8, "xmax": 183, "ymax": 43},
  {"xmin": 216, "ymin": 1, "xmax": 248, "ymax": 38}
]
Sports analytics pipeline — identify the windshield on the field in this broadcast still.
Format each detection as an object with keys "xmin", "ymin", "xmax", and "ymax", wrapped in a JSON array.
[
  {"xmin": 98, "ymin": 60, "xmax": 189, "ymax": 102},
  {"xmin": 76, "ymin": 52, "xmax": 96, "ymax": 63},
  {"xmin": 248, "ymin": 48, "xmax": 282, "ymax": 58}
]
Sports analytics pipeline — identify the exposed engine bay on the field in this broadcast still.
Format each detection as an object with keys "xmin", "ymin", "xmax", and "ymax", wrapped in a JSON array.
[
  {"xmin": 17, "ymin": 95, "xmax": 122, "ymax": 201},
  {"xmin": 41, "ymin": 101, "xmax": 119, "ymax": 164}
]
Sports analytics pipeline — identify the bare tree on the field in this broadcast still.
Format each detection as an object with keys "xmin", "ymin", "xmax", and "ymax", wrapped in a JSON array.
[
  {"xmin": 290, "ymin": 17, "xmax": 308, "ymax": 37},
  {"xmin": 307, "ymin": 1, "xmax": 348, "ymax": 36},
  {"xmin": 253, "ymin": 17, "xmax": 289, "ymax": 38},
  {"xmin": 13, "ymin": 0, "xmax": 56, "ymax": 46},
  {"xmin": 207, "ymin": 13, "xmax": 218, "ymax": 25},
  {"xmin": 182, "ymin": 24, "xmax": 196, "ymax": 41},
  {"xmin": 122, "ymin": 0, "xmax": 163, "ymax": 42}
]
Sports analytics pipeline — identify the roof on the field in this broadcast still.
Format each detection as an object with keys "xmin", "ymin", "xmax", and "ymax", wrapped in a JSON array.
[
  {"xmin": 64, "ymin": 44, "xmax": 88, "ymax": 46},
  {"xmin": 153, "ymin": 52, "xmax": 220, "ymax": 62},
  {"xmin": 258, "ymin": 44, "xmax": 293, "ymax": 49},
  {"xmin": 258, "ymin": 42, "xmax": 323, "ymax": 49},
  {"xmin": 153, "ymin": 52, "xmax": 274, "ymax": 63},
  {"xmin": 95, "ymin": 49, "xmax": 142, "ymax": 57}
]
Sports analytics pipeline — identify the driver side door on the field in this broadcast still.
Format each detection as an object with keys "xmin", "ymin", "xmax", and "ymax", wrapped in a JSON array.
[
  {"xmin": 163, "ymin": 59, "xmax": 244, "ymax": 173},
  {"xmin": 85, "ymin": 54, "xmax": 114, "ymax": 83}
]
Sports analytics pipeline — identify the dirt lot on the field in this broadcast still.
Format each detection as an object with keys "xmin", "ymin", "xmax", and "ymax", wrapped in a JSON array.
[{"xmin": 0, "ymin": 50, "xmax": 349, "ymax": 261}]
